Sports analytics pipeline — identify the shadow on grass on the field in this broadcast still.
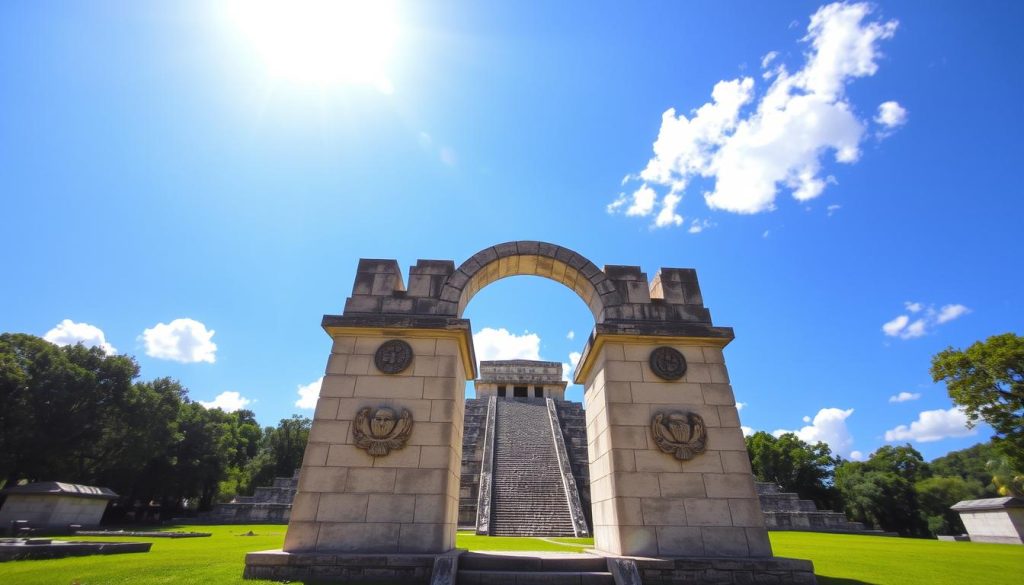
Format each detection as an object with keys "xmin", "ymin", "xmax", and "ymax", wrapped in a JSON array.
[{"xmin": 818, "ymin": 576, "xmax": 877, "ymax": 585}]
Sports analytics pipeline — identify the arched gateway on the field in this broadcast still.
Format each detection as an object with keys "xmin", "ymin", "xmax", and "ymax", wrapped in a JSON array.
[{"xmin": 245, "ymin": 242, "xmax": 815, "ymax": 583}]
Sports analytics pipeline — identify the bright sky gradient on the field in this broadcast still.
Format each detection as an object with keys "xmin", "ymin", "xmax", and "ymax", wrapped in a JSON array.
[{"xmin": 3, "ymin": 1, "xmax": 1021, "ymax": 462}]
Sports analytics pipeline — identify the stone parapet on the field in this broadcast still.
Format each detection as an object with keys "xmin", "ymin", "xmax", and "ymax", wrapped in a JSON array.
[{"xmin": 333, "ymin": 241, "xmax": 716, "ymax": 329}]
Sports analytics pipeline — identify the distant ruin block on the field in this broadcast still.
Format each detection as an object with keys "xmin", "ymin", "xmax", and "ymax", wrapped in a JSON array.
[
  {"xmin": 0, "ymin": 482, "xmax": 117, "ymax": 532},
  {"xmin": 951, "ymin": 497, "xmax": 1024, "ymax": 544}
]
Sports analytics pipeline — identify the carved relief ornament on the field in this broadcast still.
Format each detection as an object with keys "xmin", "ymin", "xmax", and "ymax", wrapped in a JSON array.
[
  {"xmin": 375, "ymin": 339, "xmax": 413, "ymax": 374},
  {"xmin": 649, "ymin": 346, "xmax": 687, "ymax": 381},
  {"xmin": 651, "ymin": 410, "xmax": 707, "ymax": 460},
  {"xmin": 353, "ymin": 406, "xmax": 414, "ymax": 457}
]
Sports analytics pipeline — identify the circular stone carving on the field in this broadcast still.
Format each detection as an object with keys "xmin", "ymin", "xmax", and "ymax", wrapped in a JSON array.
[
  {"xmin": 374, "ymin": 340, "xmax": 413, "ymax": 374},
  {"xmin": 649, "ymin": 346, "xmax": 687, "ymax": 380}
]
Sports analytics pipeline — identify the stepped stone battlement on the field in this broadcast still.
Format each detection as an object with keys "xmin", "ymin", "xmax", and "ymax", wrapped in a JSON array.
[
  {"xmin": 755, "ymin": 482, "xmax": 886, "ymax": 534},
  {"xmin": 201, "ymin": 470, "xmax": 299, "ymax": 524}
]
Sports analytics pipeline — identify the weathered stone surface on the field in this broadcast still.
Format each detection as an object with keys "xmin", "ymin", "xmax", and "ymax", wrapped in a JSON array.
[{"xmin": 279, "ymin": 242, "xmax": 811, "ymax": 579}]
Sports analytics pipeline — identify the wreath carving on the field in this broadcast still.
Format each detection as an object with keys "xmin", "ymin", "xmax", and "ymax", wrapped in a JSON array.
[
  {"xmin": 651, "ymin": 410, "xmax": 707, "ymax": 461},
  {"xmin": 352, "ymin": 406, "xmax": 414, "ymax": 457}
]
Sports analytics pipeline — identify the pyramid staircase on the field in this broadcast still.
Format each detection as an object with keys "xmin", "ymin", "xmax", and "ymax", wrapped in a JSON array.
[{"xmin": 489, "ymin": 400, "xmax": 577, "ymax": 537}]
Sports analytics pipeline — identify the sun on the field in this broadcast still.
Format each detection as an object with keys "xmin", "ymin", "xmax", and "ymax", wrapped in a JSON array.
[{"xmin": 225, "ymin": 0, "xmax": 399, "ymax": 92}]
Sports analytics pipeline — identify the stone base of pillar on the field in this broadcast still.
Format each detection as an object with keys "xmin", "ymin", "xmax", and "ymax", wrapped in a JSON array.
[
  {"xmin": 242, "ymin": 549, "xmax": 462, "ymax": 584},
  {"xmin": 622, "ymin": 555, "xmax": 817, "ymax": 584}
]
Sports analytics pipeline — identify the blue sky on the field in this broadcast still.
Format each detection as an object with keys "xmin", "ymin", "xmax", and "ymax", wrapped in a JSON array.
[{"xmin": 2, "ymin": 1, "xmax": 1021, "ymax": 462}]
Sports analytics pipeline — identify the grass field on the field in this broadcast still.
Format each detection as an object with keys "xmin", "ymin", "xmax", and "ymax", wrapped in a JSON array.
[{"xmin": 0, "ymin": 525, "xmax": 1020, "ymax": 584}]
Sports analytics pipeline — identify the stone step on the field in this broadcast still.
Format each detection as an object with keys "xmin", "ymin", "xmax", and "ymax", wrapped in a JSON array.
[
  {"xmin": 457, "ymin": 569, "xmax": 614, "ymax": 584},
  {"xmin": 489, "ymin": 400, "xmax": 576, "ymax": 536}
]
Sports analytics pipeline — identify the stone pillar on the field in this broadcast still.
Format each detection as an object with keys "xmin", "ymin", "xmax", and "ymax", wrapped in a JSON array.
[
  {"xmin": 580, "ymin": 335, "xmax": 770, "ymax": 558},
  {"xmin": 283, "ymin": 326, "xmax": 471, "ymax": 554}
]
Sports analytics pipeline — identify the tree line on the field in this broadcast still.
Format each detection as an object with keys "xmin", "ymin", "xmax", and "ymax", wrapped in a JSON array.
[
  {"xmin": 747, "ymin": 331, "xmax": 1023, "ymax": 538},
  {"xmin": 0, "ymin": 333, "xmax": 309, "ymax": 521},
  {"xmin": 2, "ymin": 331, "xmax": 1020, "ymax": 533},
  {"xmin": 747, "ymin": 432, "xmax": 1016, "ymax": 537}
]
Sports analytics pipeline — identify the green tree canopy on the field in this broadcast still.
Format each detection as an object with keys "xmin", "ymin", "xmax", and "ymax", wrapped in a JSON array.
[
  {"xmin": 745, "ymin": 431, "xmax": 840, "ymax": 509},
  {"xmin": 931, "ymin": 333, "xmax": 1024, "ymax": 470},
  {"xmin": 834, "ymin": 445, "xmax": 930, "ymax": 536},
  {"xmin": 0, "ymin": 333, "xmax": 139, "ymax": 486},
  {"xmin": 929, "ymin": 440, "xmax": 1002, "ymax": 494},
  {"xmin": 242, "ymin": 415, "xmax": 311, "ymax": 495},
  {"xmin": 915, "ymin": 475, "xmax": 985, "ymax": 535}
]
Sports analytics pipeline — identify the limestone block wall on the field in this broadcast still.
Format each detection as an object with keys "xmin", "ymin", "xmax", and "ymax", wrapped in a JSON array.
[
  {"xmin": 283, "ymin": 332, "xmax": 465, "ymax": 554},
  {"xmin": 583, "ymin": 339, "xmax": 770, "ymax": 558},
  {"xmin": 960, "ymin": 509, "xmax": 1024, "ymax": 544}
]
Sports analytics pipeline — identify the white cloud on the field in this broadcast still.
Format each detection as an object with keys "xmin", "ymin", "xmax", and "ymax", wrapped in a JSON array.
[
  {"xmin": 762, "ymin": 230, "xmax": 771, "ymax": 238},
  {"xmin": 295, "ymin": 377, "xmax": 323, "ymax": 410},
  {"xmin": 936, "ymin": 304, "xmax": 970, "ymax": 324},
  {"xmin": 741, "ymin": 426, "xmax": 755, "ymax": 437},
  {"xmin": 654, "ymin": 193, "xmax": 684, "ymax": 227},
  {"xmin": 849, "ymin": 450, "xmax": 865, "ymax": 461},
  {"xmin": 563, "ymin": 351, "xmax": 583, "ymax": 385},
  {"xmin": 687, "ymin": 218, "xmax": 714, "ymax": 234},
  {"xmin": 884, "ymin": 407, "xmax": 977, "ymax": 443},
  {"xmin": 473, "ymin": 327, "xmax": 541, "ymax": 364},
  {"xmin": 566, "ymin": 330, "xmax": 575, "ymax": 341},
  {"xmin": 612, "ymin": 2, "xmax": 898, "ymax": 227},
  {"xmin": 888, "ymin": 391, "xmax": 921, "ymax": 403},
  {"xmin": 875, "ymin": 100, "xmax": 908, "ymax": 127},
  {"xmin": 882, "ymin": 314, "xmax": 909, "ymax": 337},
  {"xmin": 141, "ymin": 318, "xmax": 217, "ymax": 363},
  {"xmin": 774, "ymin": 407, "xmax": 855, "ymax": 457},
  {"xmin": 882, "ymin": 302, "xmax": 970, "ymax": 340},
  {"xmin": 627, "ymin": 184, "xmax": 658, "ymax": 217},
  {"xmin": 44, "ymin": 319, "xmax": 117, "ymax": 354},
  {"xmin": 736, "ymin": 402, "xmax": 747, "ymax": 411},
  {"xmin": 199, "ymin": 391, "xmax": 251, "ymax": 412},
  {"xmin": 826, "ymin": 204, "xmax": 841, "ymax": 216}
]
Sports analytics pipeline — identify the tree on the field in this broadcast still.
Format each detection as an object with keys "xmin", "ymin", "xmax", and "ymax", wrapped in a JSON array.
[
  {"xmin": 834, "ymin": 445, "xmax": 930, "ymax": 537},
  {"xmin": 746, "ymin": 431, "xmax": 840, "ymax": 509},
  {"xmin": 931, "ymin": 333, "xmax": 1024, "ymax": 470},
  {"xmin": 929, "ymin": 440, "xmax": 1002, "ymax": 495},
  {"xmin": 0, "ymin": 333, "xmax": 139, "ymax": 486},
  {"xmin": 915, "ymin": 475, "xmax": 985, "ymax": 535},
  {"xmin": 241, "ymin": 415, "xmax": 311, "ymax": 495}
]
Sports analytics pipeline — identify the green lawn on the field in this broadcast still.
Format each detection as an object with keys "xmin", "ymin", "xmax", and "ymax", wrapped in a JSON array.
[
  {"xmin": 769, "ymin": 531, "xmax": 1023, "ymax": 585},
  {"xmin": 0, "ymin": 526, "xmax": 1020, "ymax": 584}
]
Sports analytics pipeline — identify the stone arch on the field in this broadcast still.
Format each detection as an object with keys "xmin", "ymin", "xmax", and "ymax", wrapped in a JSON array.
[{"xmin": 441, "ymin": 241, "xmax": 623, "ymax": 322}]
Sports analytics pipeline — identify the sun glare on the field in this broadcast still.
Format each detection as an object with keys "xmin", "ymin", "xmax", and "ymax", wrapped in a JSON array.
[{"xmin": 226, "ymin": 0, "xmax": 399, "ymax": 93}]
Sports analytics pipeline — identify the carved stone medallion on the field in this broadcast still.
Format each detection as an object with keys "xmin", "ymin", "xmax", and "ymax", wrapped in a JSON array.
[
  {"xmin": 352, "ymin": 406, "xmax": 414, "ymax": 457},
  {"xmin": 374, "ymin": 339, "xmax": 413, "ymax": 374},
  {"xmin": 649, "ymin": 346, "xmax": 687, "ymax": 380},
  {"xmin": 651, "ymin": 410, "xmax": 707, "ymax": 460}
]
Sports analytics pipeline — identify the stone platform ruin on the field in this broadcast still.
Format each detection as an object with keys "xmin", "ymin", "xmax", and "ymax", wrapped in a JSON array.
[
  {"xmin": 200, "ymin": 470, "xmax": 299, "ymax": 524},
  {"xmin": 757, "ymin": 482, "xmax": 889, "ymax": 534},
  {"xmin": 244, "ymin": 241, "xmax": 817, "ymax": 584},
  {"xmin": 0, "ymin": 538, "xmax": 152, "ymax": 562}
]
